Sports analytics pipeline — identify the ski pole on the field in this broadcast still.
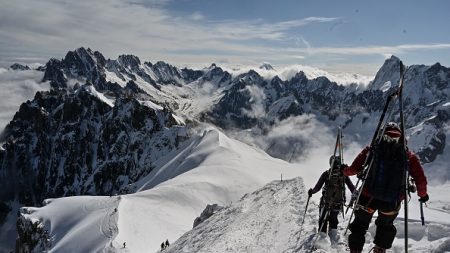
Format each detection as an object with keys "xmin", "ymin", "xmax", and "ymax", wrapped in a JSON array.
[
  {"xmin": 299, "ymin": 195, "xmax": 311, "ymax": 236},
  {"xmin": 420, "ymin": 202, "xmax": 425, "ymax": 226},
  {"xmin": 310, "ymin": 208, "xmax": 330, "ymax": 253}
]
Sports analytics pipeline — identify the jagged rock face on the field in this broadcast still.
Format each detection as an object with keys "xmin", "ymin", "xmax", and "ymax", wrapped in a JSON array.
[
  {"xmin": 0, "ymin": 85, "xmax": 186, "ymax": 207},
  {"xmin": 200, "ymin": 65, "xmax": 232, "ymax": 86},
  {"xmin": 43, "ymin": 58, "xmax": 67, "ymax": 89},
  {"xmin": 207, "ymin": 69, "xmax": 384, "ymax": 127},
  {"xmin": 370, "ymin": 55, "xmax": 402, "ymax": 91},
  {"xmin": 180, "ymin": 67, "xmax": 204, "ymax": 83},
  {"xmin": 150, "ymin": 61, "xmax": 184, "ymax": 85},
  {"xmin": 41, "ymin": 47, "xmax": 213, "ymax": 96}
]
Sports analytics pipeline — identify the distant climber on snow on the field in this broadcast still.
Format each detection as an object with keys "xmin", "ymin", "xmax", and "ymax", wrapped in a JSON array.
[
  {"xmin": 165, "ymin": 239, "xmax": 170, "ymax": 248},
  {"xmin": 308, "ymin": 155, "xmax": 355, "ymax": 235},
  {"xmin": 342, "ymin": 122, "xmax": 428, "ymax": 253}
]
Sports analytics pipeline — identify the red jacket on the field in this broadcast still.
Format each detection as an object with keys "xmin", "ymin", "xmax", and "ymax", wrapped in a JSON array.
[{"xmin": 343, "ymin": 131, "xmax": 428, "ymax": 199}]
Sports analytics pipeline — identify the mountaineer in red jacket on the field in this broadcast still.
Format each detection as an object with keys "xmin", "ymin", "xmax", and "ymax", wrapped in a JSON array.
[{"xmin": 342, "ymin": 122, "xmax": 428, "ymax": 253}]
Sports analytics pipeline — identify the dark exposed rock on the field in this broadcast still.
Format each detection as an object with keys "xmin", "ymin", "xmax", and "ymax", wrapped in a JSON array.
[
  {"xmin": 193, "ymin": 204, "xmax": 223, "ymax": 228},
  {"xmin": 10, "ymin": 63, "xmax": 30, "ymax": 71},
  {"xmin": 42, "ymin": 58, "xmax": 67, "ymax": 89},
  {"xmin": 16, "ymin": 213, "xmax": 51, "ymax": 253},
  {"xmin": 0, "ymin": 84, "xmax": 186, "ymax": 207}
]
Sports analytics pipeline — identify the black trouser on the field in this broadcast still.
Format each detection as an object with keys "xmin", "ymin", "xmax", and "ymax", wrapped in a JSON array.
[
  {"xmin": 319, "ymin": 199, "xmax": 340, "ymax": 233},
  {"xmin": 348, "ymin": 195, "xmax": 400, "ymax": 251}
]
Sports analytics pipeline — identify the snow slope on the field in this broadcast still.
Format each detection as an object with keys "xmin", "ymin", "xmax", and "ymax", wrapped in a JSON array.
[
  {"xmin": 167, "ymin": 178, "xmax": 450, "ymax": 253},
  {"xmin": 21, "ymin": 196, "xmax": 120, "ymax": 252},
  {"xmin": 165, "ymin": 177, "xmax": 308, "ymax": 253},
  {"xmin": 20, "ymin": 128, "xmax": 304, "ymax": 252}
]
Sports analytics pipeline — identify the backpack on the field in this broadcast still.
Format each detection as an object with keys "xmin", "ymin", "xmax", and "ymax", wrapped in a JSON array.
[
  {"xmin": 322, "ymin": 165, "xmax": 345, "ymax": 207},
  {"xmin": 365, "ymin": 134, "xmax": 406, "ymax": 202}
]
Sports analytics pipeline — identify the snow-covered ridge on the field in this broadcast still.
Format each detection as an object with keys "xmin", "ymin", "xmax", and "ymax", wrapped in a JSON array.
[
  {"xmin": 166, "ymin": 177, "xmax": 308, "ymax": 253},
  {"xmin": 16, "ymin": 128, "xmax": 303, "ymax": 252}
]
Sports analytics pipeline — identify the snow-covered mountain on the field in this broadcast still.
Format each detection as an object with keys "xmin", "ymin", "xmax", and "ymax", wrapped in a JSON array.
[
  {"xmin": 29, "ymin": 48, "xmax": 450, "ymax": 168},
  {"xmin": 0, "ymin": 47, "xmax": 449, "ymax": 252},
  {"xmin": 207, "ymin": 56, "xmax": 449, "ymax": 168},
  {"xmin": 15, "ymin": 128, "xmax": 304, "ymax": 252}
]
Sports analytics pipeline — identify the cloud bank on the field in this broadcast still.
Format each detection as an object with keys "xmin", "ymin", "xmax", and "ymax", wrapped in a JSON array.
[{"xmin": 0, "ymin": 68, "xmax": 49, "ymax": 133}]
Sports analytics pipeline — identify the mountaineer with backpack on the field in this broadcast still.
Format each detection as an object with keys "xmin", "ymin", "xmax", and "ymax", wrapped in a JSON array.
[
  {"xmin": 308, "ymin": 155, "xmax": 355, "ymax": 236},
  {"xmin": 342, "ymin": 122, "xmax": 428, "ymax": 253}
]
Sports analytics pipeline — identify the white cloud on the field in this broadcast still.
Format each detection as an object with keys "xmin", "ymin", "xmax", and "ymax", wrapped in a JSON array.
[
  {"xmin": 0, "ymin": 0, "xmax": 339, "ymax": 66},
  {"xmin": 227, "ymin": 115, "xmax": 352, "ymax": 164},
  {"xmin": 0, "ymin": 68, "xmax": 50, "ymax": 133},
  {"xmin": 241, "ymin": 85, "xmax": 267, "ymax": 118}
]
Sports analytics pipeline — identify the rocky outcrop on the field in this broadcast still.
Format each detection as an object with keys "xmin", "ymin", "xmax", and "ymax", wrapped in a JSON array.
[
  {"xmin": 9, "ymin": 63, "xmax": 31, "ymax": 71},
  {"xmin": 0, "ymin": 84, "xmax": 186, "ymax": 208},
  {"xmin": 16, "ymin": 213, "xmax": 51, "ymax": 253},
  {"xmin": 193, "ymin": 204, "xmax": 223, "ymax": 228}
]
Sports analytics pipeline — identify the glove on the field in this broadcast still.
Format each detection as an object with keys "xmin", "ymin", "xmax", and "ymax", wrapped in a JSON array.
[
  {"xmin": 339, "ymin": 164, "xmax": 348, "ymax": 170},
  {"xmin": 419, "ymin": 194, "xmax": 429, "ymax": 203},
  {"xmin": 308, "ymin": 188, "xmax": 313, "ymax": 197}
]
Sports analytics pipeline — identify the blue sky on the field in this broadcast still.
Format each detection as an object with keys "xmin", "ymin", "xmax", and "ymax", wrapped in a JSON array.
[{"xmin": 1, "ymin": 0, "xmax": 449, "ymax": 75}]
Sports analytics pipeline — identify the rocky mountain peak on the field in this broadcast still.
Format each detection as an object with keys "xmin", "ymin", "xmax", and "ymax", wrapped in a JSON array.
[
  {"xmin": 259, "ymin": 62, "xmax": 274, "ymax": 71},
  {"xmin": 289, "ymin": 71, "xmax": 308, "ymax": 84},
  {"xmin": 117, "ymin": 54, "xmax": 141, "ymax": 69},
  {"xmin": 369, "ymin": 55, "xmax": 402, "ymax": 91},
  {"xmin": 151, "ymin": 61, "xmax": 182, "ymax": 85},
  {"xmin": 9, "ymin": 63, "xmax": 30, "ymax": 71},
  {"xmin": 238, "ymin": 69, "xmax": 264, "ymax": 84},
  {"xmin": 63, "ymin": 47, "xmax": 105, "ymax": 78}
]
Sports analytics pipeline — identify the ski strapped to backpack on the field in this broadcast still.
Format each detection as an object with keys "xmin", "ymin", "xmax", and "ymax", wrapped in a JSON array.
[
  {"xmin": 324, "ymin": 127, "xmax": 345, "ymax": 209},
  {"xmin": 398, "ymin": 62, "xmax": 410, "ymax": 253},
  {"xmin": 364, "ymin": 134, "xmax": 406, "ymax": 202},
  {"xmin": 309, "ymin": 128, "xmax": 344, "ymax": 252},
  {"xmin": 344, "ymin": 62, "xmax": 409, "ymax": 237}
]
